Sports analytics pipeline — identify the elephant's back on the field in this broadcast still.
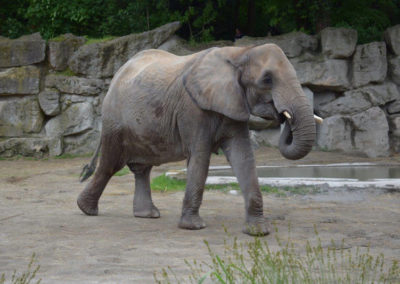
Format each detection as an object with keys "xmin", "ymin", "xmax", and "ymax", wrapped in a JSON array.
[{"xmin": 114, "ymin": 49, "xmax": 188, "ymax": 83}]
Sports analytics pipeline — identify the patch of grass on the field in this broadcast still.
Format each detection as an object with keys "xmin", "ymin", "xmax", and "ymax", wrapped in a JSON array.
[
  {"xmin": 155, "ymin": 227, "xmax": 400, "ymax": 283},
  {"xmin": 205, "ymin": 183, "xmax": 239, "ymax": 191},
  {"xmin": 114, "ymin": 167, "xmax": 130, "ymax": 177},
  {"xmin": 151, "ymin": 174, "xmax": 186, "ymax": 191},
  {"xmin": 1, "ymin": 253, "xmax": 41, "ymax": 284},
  {"xmin": 84, "ymin": 36, "xmax": 116, "ymax": 45},
  {"xmin": 149, "ymin": 174, "xmax": 319, "ymax": 196}
]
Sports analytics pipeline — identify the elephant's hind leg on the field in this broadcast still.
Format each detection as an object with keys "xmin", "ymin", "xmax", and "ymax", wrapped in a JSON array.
[
  {"xmin": 128, "ymin": 164, "xmax": 160, "ymax": 218},
  {"xmin": 77, "ymin": 135, "xmax": 125, "ymax": 216}
]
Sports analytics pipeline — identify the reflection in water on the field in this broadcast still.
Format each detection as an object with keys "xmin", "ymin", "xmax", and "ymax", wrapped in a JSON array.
[{"xmin": 209, "ymin": 166, "xmax": 400, "ymax": 181}]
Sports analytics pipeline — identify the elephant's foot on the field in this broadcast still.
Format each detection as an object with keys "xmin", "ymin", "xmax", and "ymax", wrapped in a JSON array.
[
  {"xmin": 134, "ymin": 204, "xmax": 160, "ymax": 218},
  {"xmin": 243, "ymin": 216, "xmax": 270, "ymax": 236},
  {"xmin": 178, "ymin": 214, "xmax": 206, "ymax": 230},
  {"xmin": 77, "ymin": 192, "xmax": 99, "ymax": 216}
]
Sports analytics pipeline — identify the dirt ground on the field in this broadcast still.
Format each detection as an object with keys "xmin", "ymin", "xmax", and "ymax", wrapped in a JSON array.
[{"xmin": 1, "ymin": 147, "xmax": 400, "ymax": 283}]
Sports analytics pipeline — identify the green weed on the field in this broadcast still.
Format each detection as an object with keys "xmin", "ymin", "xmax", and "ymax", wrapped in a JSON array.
[
  {"xmin": 154, "ymin": 227, "xmax": 400, "ymax": 283},
  {"xmin": 0, "ymin": 253, "xmax": 41, "ymax": 284}
]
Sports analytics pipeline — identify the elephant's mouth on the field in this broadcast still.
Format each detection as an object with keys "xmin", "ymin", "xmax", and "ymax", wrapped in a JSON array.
[{"xmin": 259, "ymin": 101, "xmax": 286, "ymax": 125}]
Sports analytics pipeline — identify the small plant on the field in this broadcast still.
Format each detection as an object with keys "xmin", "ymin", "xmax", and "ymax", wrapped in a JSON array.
[
  {"xmin": 154, "ymin": 227, "xmax": 400, "ymax": 283},
  {"xmin": 1, "ymin": 253, "xmax": 41, "ymax": 284}
]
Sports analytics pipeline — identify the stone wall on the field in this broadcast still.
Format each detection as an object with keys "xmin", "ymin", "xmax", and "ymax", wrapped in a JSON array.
[{"xmin": 0, "ymin": 22, "xmax": 399, "ymax": 158}]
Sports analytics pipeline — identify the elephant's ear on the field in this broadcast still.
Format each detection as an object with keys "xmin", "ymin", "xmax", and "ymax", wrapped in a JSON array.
[{"xmin": 183, "ymin": 47, "xmax": 249, "ymax": 121}]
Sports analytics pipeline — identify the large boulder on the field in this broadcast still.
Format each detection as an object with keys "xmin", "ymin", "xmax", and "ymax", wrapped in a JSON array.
[
  {"xmin": 388, "ymin": 55, "xmax": 400, "ymax": 85},
  {"xmin": 384, "ymin": 25, "xmax": 400, "ymax": 55},
  {"xmin": 0, "ymin": 97, "xmax": 44, "ymax": 137},
  {"xmin": 320, "ymin": 27, "xmax": 357, "ymax": 59},
  {"xmin": 0, "ymin": 33, "xmax": 46, "ymax": 68},
  {"xmin": 0, "ymin": 137, "xmax": 62, "ymax": 157},
  {"xmin": 352, "ymin": 42, "xmax": 387, "ymax": 88},
  {"xmin": 351, "ymin": 107, "xmax": 389, "ymax": 157},
  {"xmin": 63, "ymin": 129, "xmax": 100, "ymax": 154},
  {"xmin": 317, "ymin": 82, "xmax": 399, "ymax": 117},
  {"xmin": 318, "ymin": 107, "xmax": 389, "ymax": 157},
  {"xmin": 69, "ymin": 21, "xmax": 181, "ymax": 78},
  {"xmin": 235, "ymin": 32, "xmax": 317, "ymax": 58},
  {"xmin": 387, "ymin": 96, "xmax": 400, "ymax": 115},
  {"xmin": 45, "ymin": 74, "xmax": 104, "ymax": 95},
  {"xmin": 291, "ymin": 56, "xmax": 350, "ymax": 91},
  {"xmin": 48, "ymin": 34, "xmax": 86, "ymax": 71},
  {"xmin": 303, "ymin": 86, "xmax": 314, "ymax": 107},
  {"xmin": 38, "ymin": 89, "xmax": 61, "ymax": 116},
  {"xmin": 317, "ymin": 115, "xmax": 353, "ymax": 152},
  {"xmin": 314, "ymin": 91, "xmax": 337, "ymax": 114},
  {"xmin": 45, "ymin": 102, "xmax": 94, "ymax": 137},
  {"xmin": 0, "ymin": 66, "xmax": 40, "ymax": 95},
  {"xmin": 157, "ymin": 35, "xmax": 192, "ymax": 55},
  {"xmin": 250, "ymin": 128, "xmax": 281, "ymax": 148},
  {"xmin": 388, "ymin": 115, "xmax": 400, "ymax": 137}
]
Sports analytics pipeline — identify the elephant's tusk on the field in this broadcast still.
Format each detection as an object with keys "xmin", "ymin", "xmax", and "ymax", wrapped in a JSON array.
[
  {"xmin": 314, "ymin": 114, "xmax": 323, "ymax": 124},
  {"xmin": 283, "ymin": 111, "xmax": 292, "ymax": 120}
]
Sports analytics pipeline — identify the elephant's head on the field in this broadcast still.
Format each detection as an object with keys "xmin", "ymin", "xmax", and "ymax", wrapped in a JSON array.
[{"xmin": 183, "ymin": 44, "xmax": 316, "ymax": 160}]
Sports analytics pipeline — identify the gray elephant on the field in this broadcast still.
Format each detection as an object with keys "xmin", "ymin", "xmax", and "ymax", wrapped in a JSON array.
[{"xmin": 77, "ymin": 44, "xmax": 317, "ymax": 236}]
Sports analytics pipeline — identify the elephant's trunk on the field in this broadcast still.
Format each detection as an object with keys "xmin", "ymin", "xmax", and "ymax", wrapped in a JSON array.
[{"xmin": 278, "ymin": 98, "xmax": 316, "ymax": 160}]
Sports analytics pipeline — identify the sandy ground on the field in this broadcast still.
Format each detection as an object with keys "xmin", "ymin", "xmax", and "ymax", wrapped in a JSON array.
[{"xmin": 1, "ymin": 147, "xmax": 400, "ymax": 283}]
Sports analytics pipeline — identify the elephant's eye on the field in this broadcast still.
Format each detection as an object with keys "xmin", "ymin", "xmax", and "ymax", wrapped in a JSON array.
[{"xmin": 262, "ymin": 72, "xmax": 273, "ymax": 86}]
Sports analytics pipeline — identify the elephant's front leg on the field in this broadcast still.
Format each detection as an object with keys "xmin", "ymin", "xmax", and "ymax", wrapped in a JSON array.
[
  {"xmin": 179, "ymin": 151, "xmax": 211, "ymax": 230},
  {"xmin": 222, "ymin": 131, "xmax": 270, "ymax": 236}
]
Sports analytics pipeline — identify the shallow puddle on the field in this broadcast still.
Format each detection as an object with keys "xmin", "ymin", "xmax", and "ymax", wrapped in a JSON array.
[{"xmin": 208, "ymin": 163, "xmax": 400, "ymax": 181}]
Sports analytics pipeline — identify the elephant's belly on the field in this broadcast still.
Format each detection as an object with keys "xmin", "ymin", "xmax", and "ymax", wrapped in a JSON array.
[{"xmin": 125, "ymin": 139, "xmax": 186, "ymax": 166}]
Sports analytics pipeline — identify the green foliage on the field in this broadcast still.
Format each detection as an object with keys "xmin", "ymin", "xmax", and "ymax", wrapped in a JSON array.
[
  {"xmin": 0, "ymin": 253, "xmax": 41, "ymax": 284},
  {"xmin": 329, "ymin": 0, "xmax": 398, "ymax": 43},
  {"xmin": 179, "ymin": 0, "xmax": 226, "ymax": 42},
  {"xmin": 155, "ymin": 228, "xmax": 400, "ymax": 283},
  {"xmin": 2, "ymin": 1, "xmax": 398, "ymax": 43}
]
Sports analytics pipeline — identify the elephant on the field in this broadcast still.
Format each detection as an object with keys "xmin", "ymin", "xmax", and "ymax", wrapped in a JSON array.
[{"xmin": 77, "ymin": 43, "xmax": 317, "ymax": 236}]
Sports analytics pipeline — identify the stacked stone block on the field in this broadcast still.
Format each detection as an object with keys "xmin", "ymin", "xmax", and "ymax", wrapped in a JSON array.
[{"xmin": 0, "ymin": 22, "xmax": 399, "ymax": 158}]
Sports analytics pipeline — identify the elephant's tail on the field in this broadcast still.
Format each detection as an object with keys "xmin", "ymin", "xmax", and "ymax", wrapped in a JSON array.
[{"xmin": 79, "ymin": 140, "xmax": 101, "ymax": 182}]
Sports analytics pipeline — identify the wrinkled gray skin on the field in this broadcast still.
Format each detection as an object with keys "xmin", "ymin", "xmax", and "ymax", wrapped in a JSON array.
[{"xmin": 77, "ymin": 44, "xmax": 316, "ymax": 236}]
